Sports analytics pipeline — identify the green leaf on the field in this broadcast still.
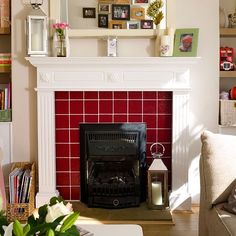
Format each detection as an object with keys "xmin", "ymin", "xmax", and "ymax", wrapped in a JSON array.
[
  {"xmin": 13, "ymin": 220, "xmax": 24, "ymax": 236},
  {"xmin": 0, "ymin": 211, "xmax": 8, "ymax": 235},
  {"xmin": 60, "ymin": 212, "xmax": 80, "ymax": 233},
  {"xmin": 46, "ymin": 228, "xmax": 55, "ymax": 236},
  {"xmin": 23, "ymin": 224, "xmax": 30, "ymax": 236}
]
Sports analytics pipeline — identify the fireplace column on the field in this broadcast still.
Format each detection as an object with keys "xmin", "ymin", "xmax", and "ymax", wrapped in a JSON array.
[{"xmin": 36, "ymin": 89, "xmax": 59, "ymax": 207}]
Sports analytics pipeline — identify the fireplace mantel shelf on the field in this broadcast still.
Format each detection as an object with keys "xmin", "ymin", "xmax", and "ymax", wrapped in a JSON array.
[{"xmin": 27, "ymin": 56, "xmax": 199, "ymax": 211}]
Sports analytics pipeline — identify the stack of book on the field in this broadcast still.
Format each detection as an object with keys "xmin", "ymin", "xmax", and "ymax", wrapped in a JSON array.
[
  {"xmin": 0, "ymin": 53, "xmax": 11, "ymax": 72},
  {"xmin": 0, "ymin": 82, "xmax": 11, "ymax": 110},
  {"xmin": 0, "ymin": 0, "xmax": 10, "ymax": 30},
  {"xmin": 9, "ymin": 167, "xmax": 32, "ymax": 204}
]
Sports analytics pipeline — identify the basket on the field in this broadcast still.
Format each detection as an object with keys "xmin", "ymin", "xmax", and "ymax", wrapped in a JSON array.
[
  {"xmin": 219, "ymin": 100, "xmax": 236, "ymax": 126},
  {"xmin": 6, "ymin": 162, "xmax": 35, "ymax": 223}
]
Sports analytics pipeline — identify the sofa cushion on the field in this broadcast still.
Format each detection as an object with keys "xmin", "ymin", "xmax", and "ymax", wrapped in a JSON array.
[
  {"xmin": 201, "ymin": 131, "xmax": 236, "ymax": 207},
  {"xmin": 224, "ymin": 186, "xmax": 236, "ymax": 214},
  {"xmin": 215, "ymin": 204, "xmax": 236, "ymax": 235}
]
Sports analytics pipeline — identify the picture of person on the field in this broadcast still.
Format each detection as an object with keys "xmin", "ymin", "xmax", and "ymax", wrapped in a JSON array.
[
  {"xmin": 141, "ymin": 20, "xmax": 153, "ymax": 29},
  {"xmin": 178, "ymin": 34, "xmax": 193, "ymax": 52},
  {"xmin": 133, "ymin": 0, "xmax": 149, "ymax": 3},
  {"xmin": 98, "ymin": 14, "xmax": 109, "ymax": 28},
  {"xmin": 112, "ymin": 4, "xmax": 130, "ymax": 20}
]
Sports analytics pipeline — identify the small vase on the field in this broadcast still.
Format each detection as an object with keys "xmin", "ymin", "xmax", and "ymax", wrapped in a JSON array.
[{"xmin": 56, "ymin": 37, "xmax": 67, "ymax": 57}]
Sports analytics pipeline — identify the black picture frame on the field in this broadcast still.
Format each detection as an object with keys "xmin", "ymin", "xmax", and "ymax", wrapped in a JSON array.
[
  {"xmin": 83, "ymin": 8, "xmax": 96, "ymax": 18},
  {"xmin": 98, "ymin": 14, "xmax": 109, "ymax": 28},
  {"xmin": 112, "ymin": 4, "xmax": 130, "ymax": 21},
  {"xmin": 140, "ymin": 20, "xmax": 153, "ymax": 29}
]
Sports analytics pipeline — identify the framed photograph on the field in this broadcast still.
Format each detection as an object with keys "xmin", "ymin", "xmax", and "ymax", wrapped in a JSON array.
[
  {"xmin": 98, "ymin": 4, "xmax": 111, "ymax": 14},
  {"xmin": 131, "ymin": 7, "xmax": 145, "ymax": 20},
  {"xmin": 109, "ymin": 20, "xmax": 126, "ymax": 29},
  {"xmin": 98, "ymin": 14, "xmax": 109, "ymax": 28},
  {"xmin": 127, "ymin": 21, "xmax": 140, "ymax": 29},
  {"xmin": 140, "ymin": 19, "xmax": 153, "ymax": 29},
  {"xmin": 112, "ymin": 4, "xmax": 130, "ymax": 21},
  {"xmin": 98, "ymin": 0, "xmax": 115, "ymax": 3},
  {"xmin": 173, "ymin": 28, "xmax": 199, "ymax": 57},
  {"xmin": 132, "ymin": 0, "xmax": 149, "ymax": 4},
  {"xmin": 83, "ymin": 8, "xmax": 96, "ymax": 18}
]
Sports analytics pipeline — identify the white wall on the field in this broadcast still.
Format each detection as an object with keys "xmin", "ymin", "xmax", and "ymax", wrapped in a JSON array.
[{"xmin": 11, "ymin": 0, "xmax": 219, "ymax": 203}]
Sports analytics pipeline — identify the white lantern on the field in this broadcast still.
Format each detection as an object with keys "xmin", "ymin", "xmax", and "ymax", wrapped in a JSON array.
[{"xmin": 26, "ymin": 0, "xmax": 48, "ymax": 56}]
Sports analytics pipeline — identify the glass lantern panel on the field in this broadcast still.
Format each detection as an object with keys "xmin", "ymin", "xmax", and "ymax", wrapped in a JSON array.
[
  {"xmin": 151, "ymin": 174, "xmax": 164, "ymax": 205},
  {"xmin": 31, "ymin": 18, "xmax": 44, "ymax": 51}
]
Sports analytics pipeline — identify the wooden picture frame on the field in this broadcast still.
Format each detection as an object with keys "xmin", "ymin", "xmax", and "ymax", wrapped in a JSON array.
[
  {"xmin": 127, "ymin": 21, "xmax": 140, "ymax": 29},
  {"xmin": 98, "ymin": 4, "xmax": 111, "ymax": 14},
  {"xmin": 83, "ymin": 8, "xmax": 96, "ymax": 18},
  {"xmin": 98, "ymin": 0, "xmax": 115, "ymax": 3},
  {"xmin": 131, "ymin": 7, "xmax": 145, "ymax": 20},
  {"xmin": 98, "ymin": 14, "xmax": 109, "ymax": 28},
  {"xmin": 116, "ymin": 0, "xmax": 131, "ymax": 3},
  {"xmin": 109, "ymin": 20, "xmax": 126, "ymax": 29},
  {"xmin": 132, "ymin": 0, "xmax": 149, "ymax": 4},
  {"xmin": 140, "ymin": 20, "xmax": 153, "ymax": 29},
  {"xmin": 112, "ymin": 4, "xmax": 130, "ymax": 21},
  {"xmin": 173, "ymin": 28, "xmax": 199, "ymax": 57}
]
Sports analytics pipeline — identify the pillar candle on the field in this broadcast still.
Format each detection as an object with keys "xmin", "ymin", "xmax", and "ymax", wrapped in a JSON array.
[
  {"xmin": 160, "ymin": 35, "xmax": 171, "ymax": 57},
  {"xmin": 151, "ymin": 181, "xmax": 163, "ymax": 205}
]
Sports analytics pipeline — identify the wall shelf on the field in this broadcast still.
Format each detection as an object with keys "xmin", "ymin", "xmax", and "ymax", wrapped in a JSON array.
[
  {"xmin": 220, "ymin": 28, "xmax": 236, "ymax": 37},
  {"xmin": 220, "ymin": 71, "xmax": 236, "ymax": 78}
]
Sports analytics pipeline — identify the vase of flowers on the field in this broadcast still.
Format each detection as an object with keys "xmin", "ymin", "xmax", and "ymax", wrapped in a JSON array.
[
  {"xmin": 2, "ymin": 196, "xmax": 80, "ymax": 236},
  {"xmin": 52, "ymin": 22, "xmax": 70, "ymax": 57}
]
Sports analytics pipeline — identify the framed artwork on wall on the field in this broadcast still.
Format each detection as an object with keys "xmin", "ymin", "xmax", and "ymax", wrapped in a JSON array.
[
  {"xmin": 109, "ymin": 20, "xmax": 126, "ymax": 29},
  {"xmin": 131, "ymin": 7, "xmax": 145, "ymax": 20},
  {"xmin": 140, "ymin": 19, "xmax": 153, "ymax": 29},
  {"xmin": 83, "ymin": 8, "xmax": 96, "ymax": 18},
  {"xmin": 127, "ymin": 21, "xmax": 140, "ymax": 29},
  {"xmin": 98, "ymin": 4, "xmax": 111, "ymax": 14},
  {"xmin": 98, "ymin": 14, "xmax": 109, "ymax": 28},
  {"xmin": 132, "ymin": 0, "xmax": 149, "ymax": 4},
  {"xmin": 112, "ymin": 4, "xmax": 130, "ymax": 20},
  {"xmin": 173, "ymin": 28, "xmax": 199, "ymax": 57}
]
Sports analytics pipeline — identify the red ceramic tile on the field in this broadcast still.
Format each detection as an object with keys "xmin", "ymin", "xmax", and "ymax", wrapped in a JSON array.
[
  {"xmin": 158, "ymin": 91, "xmax": 172, "ymax": 99},
  {"xmin": 114, "ymin": 100, "xmax": 127, "ymax": 113},
  {"xmin": 70, "ymin": 115, "xmax": 84, "ymax": 128},
  {"xmin": 114, "ymin": 91, "xmax": 127, "ymax": 99},
  {"xmin": 71, "ymin": 172, "xmax": 80, "ymax": 186},
  {"xmin": 85, "ymin": 115, "xmax": 98, "ymax": 122},
  {"xmin": 162, "ymin": 157, "xmax": 171, "ymax": 170},
  {"xmin": 129, "ymin": 100, "xmax": 142, "ymax": 114},
  {"xmin": 162, "ymin": 143, "xmax": 172, "ymax": 157},
  {"xmin": 85, "ymin": 91, "xmax": 98, "ymax": 99},
  {"xmin": 70, "ymin": 91, "xmax": 83, "ymax": 99},
  {"xmin": 56, "ymin": 172, "xmax": 70, "ymax": 185},
  {"xmin": 85, "ymin": 101, "xmax": 98, "ymax": 114},
  {"xmin": 56, "ymin": 130, "xmax": 69, "ymax": 142},
  {"xmin": 99, "ymin": 91, "xmax": 113, "ymax": 99},
  {"xmin": 99, "ymin": 115, "xmax": 113, "ymax": 123},
  {"xmin": 146, "ymin": 129, "xmax": 157, "ymax": 143},
  {"xmin": 55, "ymin": 101, "xmax": 69, "ymax": 114},
  {"xmin": 55, "ymin": 115, "xmax": 69, "ymax": 129},
  {"xmin": 158, "ymin": 100, "xmax": 172, "ymax": 114},
  {"xmin": 146, "ymin": 143, "xmax": 152, "ymax": 158},
  {"xmin": 143, "ymin": 100, "xmax": 156, "ymax": 114},
  {"xmin": 143, "ymin": 115, "xmax": 156, "ymax": 128},
  {"xmin": 158, "ymin": 114, "xmax": 172, "ymax": 128},
  {"xmin": 128, "ymin": 91, "xmax": 142, "ymax": 99},
  {"xmin": 55, "ymin": 92, "xmax": 69, "ymax": 100},
  {"xmin": 71, "ymin": 187, "xmax": 80, "ymax": 200},
  {"xmin": 56, "ymin": 143, "xmax": 70, "ymax": 157},
  {"xmin": 114, "ymin": 115, "xmax": 127, "ymax": 123},
  {"xmin": 70, "ymin": 101, "xmax": 83, "ymax": 114},
  {"xmin": 57, "ymin": 186, "xmax": 70, "ymax": 200},
  {"xmin": 71, "ymin": 158, "xmax": 80, "ymax": 171},
  {"xmin": 71, "ymin": 143, "xmax": 79, "ymax": 157},
  {"xmin": 158, "ymin": 129, "xmax": 172, "ymax": 142},
  {"xmin": 143, "ymin": 92, "xmax": 157, "ymax": 99},
  {"xmin": 70, "ymin": 129, "xmax": 79, "ymax": 143},
  {"xmin": 128, "ymin": 115, "xmax": 142, "ymax": 122},
  {"xmin": 56, "ymin": 158, "xmax": 69, "ymax": 171},
  {"xmin": 99, "ymin": 100, "xmax": 113, "ymax": 113}
]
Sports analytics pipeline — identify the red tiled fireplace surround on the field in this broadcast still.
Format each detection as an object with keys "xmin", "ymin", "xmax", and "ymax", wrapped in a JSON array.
[
  {"xmin": 55, "ymin": 91, "xmax": 172, "ymax": 200},
  {"xmin": 27, "ymin": 56, "xmax": 199, "ymax": 210}
]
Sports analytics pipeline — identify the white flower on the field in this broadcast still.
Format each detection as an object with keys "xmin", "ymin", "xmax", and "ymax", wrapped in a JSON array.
[{"xmin": 45, "ymin": 201, "xmax": 72, "ymax": 223}]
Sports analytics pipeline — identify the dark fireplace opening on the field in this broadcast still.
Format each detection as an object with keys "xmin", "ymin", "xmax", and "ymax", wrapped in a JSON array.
[{"xmin": 80, "ymin": 123, "xmax": 147, "ymax": 209}]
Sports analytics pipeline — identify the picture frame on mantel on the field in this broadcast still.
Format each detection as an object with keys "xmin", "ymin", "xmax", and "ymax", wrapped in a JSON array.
[{"xmin": 173, "ymin": 28, "xmax": 199, "ymax": 57}]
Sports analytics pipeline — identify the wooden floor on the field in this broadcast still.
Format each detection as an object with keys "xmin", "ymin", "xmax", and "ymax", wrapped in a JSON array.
[{"xmin": 140, "ymin": 206, "xmax": 199, "ymax": 236}]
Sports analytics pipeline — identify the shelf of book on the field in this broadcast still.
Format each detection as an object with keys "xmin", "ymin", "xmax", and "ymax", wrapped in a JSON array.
[
  {"xmin": 0, "ymin": 27, "xmax": 10, "ymax": 34},
  {"xmin": 7, "ymin": 162, "xmax": 35, "ymax": 223}
]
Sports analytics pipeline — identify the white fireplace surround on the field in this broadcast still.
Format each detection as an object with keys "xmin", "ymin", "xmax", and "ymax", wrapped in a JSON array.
[{"xmin": 27, "ymin": 56, "xmax": 199, "ymax": 210}]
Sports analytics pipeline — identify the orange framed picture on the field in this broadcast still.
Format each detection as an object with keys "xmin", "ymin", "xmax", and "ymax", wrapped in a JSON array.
[
  {"xmin": 131, "ymin": 7, "xmax": 145, "ymax": 20},
  {"xmin": 109, "ymin": 20, "xmax": 126, "ymax": 29}
]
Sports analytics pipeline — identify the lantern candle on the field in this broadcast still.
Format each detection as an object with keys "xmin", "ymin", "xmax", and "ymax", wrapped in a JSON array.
[{"xmin": 151, "ymin": 181, "xmax": 162, "ymax": 205}]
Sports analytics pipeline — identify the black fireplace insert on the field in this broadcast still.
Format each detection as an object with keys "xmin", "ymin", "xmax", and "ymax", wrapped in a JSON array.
[{"xmin": 80, "ymin": 123, "xmax": 147, "ymax": 208}]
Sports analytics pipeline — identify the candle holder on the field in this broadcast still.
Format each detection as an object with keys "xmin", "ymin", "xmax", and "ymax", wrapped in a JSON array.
[{"xmin": 147, "ymin": 142, "xmax": 168, "ymax": 210}]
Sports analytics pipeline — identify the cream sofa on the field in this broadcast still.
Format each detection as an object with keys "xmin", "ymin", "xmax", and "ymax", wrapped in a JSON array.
[{"xmin": 199, "ymin": 131, "xmax": 236, "ymax": 236}]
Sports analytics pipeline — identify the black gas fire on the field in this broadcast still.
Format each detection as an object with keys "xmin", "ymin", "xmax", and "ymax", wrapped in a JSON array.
[{"xmin": 80, "ymin": 123, "xmax": 147, "ymax": 208}]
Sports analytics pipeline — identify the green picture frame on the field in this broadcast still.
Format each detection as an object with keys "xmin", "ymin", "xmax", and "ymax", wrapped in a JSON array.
[{"xmin": 173, "ymin": 28, "xmax": 199, "ymax": 57}]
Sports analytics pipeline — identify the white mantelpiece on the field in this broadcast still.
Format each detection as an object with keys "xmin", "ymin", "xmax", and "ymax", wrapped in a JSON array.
[{"xmin": 26, "ymin": 56, "xmax": 199, "ymax": 210}]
